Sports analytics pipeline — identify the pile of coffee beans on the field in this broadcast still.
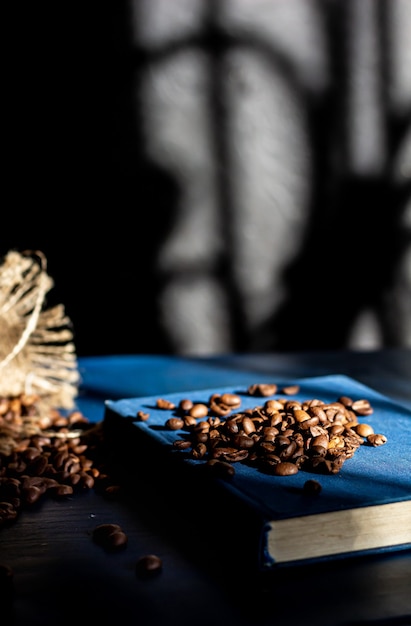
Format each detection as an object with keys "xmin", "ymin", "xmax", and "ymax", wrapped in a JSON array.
[
  {"xmin": 150, "ymin": 383, "xmax": 387, "ymax": 478},
  {"xmin": 0, "ymin": 392, "xmax": 165, "ymax": 595},
  {"xmin": 0, "ymin": 393, "xmax": 115, "ymax": 529}
]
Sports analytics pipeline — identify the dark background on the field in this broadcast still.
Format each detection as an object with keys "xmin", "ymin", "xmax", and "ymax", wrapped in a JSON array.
[{"xmin": 3, "ymin": 0, "xmax": 410, "ymax": 357}]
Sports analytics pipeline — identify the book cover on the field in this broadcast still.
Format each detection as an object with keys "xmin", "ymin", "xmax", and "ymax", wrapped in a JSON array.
[{"xmin": 103, "ymin": 375, "xmax": 411, "ymax": 570}]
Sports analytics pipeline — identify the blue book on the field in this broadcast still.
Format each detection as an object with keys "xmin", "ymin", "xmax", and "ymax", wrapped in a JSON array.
[{"xmin": 103, "ymin": 375, "xmax": 411, "ymax": 569}]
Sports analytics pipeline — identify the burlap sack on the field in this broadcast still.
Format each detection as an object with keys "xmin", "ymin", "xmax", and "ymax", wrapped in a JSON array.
[{"xmin": 0, "ymin": 250, "xmax": 79, "ymax": 409}]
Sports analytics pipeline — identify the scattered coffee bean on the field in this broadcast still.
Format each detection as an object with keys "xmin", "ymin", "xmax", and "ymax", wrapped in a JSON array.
[
  {"xmin": 303, "ymin": 479, "xmax": 322, "ymax": 495},
  {"xmin": 156, "ymin": 398, "xmax": 175, "ymax": 410},
  {"xmin": 247, "ymin": 384, "xmax": 278, "ymax": 397},
  {"xmin": 188, "ymin": 403, "xmax": 209, "ymax": 418},
  {"xmin": 205, "ymin": 459, "xmax": 236, "ymax": 479},
  {"xmin": 165, "ymin": 417, "xmax": 185, "ymax": 431},
  {"xmin": 92, "ymin": 523, "xmax": 128, "ymax": 551},
  {"xmin": 366, "ymin": 433, "xmax": 388, "ymax": 447},
  {"xmin": 172, "ymin": 439, "xmax": 192, "ymax": 450},
  {"xmin": 273, "ymin": 462, "xmax": 299, "ymax": 476},
  {"xmin": 92, "ymin": 523, "xmax": 121, "ymax": 542},
  {"xmin": 178, "ymin": 399, "xmax": 193, "ymax": 412},
  {"xmin": 355, "ymin": 423, "xmax": 374, "ymax": 437},
  {"xmin": 135, "ymin": 554, "xmax": 163, "ymax": 577},
  {"xmin": 281, "ymin": 385, "xmax": 300, "ymax": 395},
  {"xmin": 351, "ymin": 399, "xmax": 373, "ymax": 416},
  {"xmin": 136, "ymin": 411, "xmax": 150, "ymax": 421}
]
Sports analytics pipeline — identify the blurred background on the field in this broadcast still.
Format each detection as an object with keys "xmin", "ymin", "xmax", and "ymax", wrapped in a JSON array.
[{"xmin": 2, "ymin": 0, "xmax": 411, "ymax": 357}]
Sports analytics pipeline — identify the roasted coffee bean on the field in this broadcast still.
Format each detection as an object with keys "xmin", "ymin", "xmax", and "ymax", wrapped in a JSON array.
[
  {"xmin": 69, "ymin": 473, "xmax": 81, "ymax": 486},
  {"xmin": 156, "ymin": 398, "xmax": 176, "ymax": 410},
  {"xmin": 194, "ymin": 432, "xmax": 209, "ymax": 444},
  {"xmin": 188, "ymin": 403, "xmax": 209, "ymax": 418},
  {"xmin": 351, "ymin": 399, "xmax": 373, "ymax": 416},
  {"xmin": 108, "ymin": 530, "xmax": 128, "ymax": 549},
  {"xmin": 178, "ymin": 399, "xmax": 193, "ymax": 412},
  {"xmin": 78, "ymin": 471, "xmax": 95, "ymax": 489},
  {"xmin": 366, "ymin": 433, "xmax": 387, "ymax": 446},
  {"xmin": 273, "ymin": 462, "xmax": 298, "ymax": 476},
  {"xmin": 22, "ymin": 485, "xmax": 43, "ymax": 505},
  {"xmin": 92, "ymin": 523, "xmax": 128, "ymax": 551},
  {"xmin": 0, "ymin": 477, "xmax": 20, "ymax": 499},
  {"xmin": 22, "ymin": 446, "xmax": 41, "ymax": 462},
  {"xmin": 329, "ymin": 424, "xmax": 345, "ymax": 435},
  {"xmin": 232, "ymin": 434, "xmax": 254, "ymax": 450},
  {"xmin": 310, "ymin": 445, "xmax": 327, "ymax": 458},
  {"xmin": 0, "ymin": 501, "xmax": 18, "ymax": 523},
  {"xmin": 135, "ymin": 554, "xmax": 163, "ymax": 577},
  {"xmin": 338, "ymin": 396, "xmax": 353, "ymax": 407},
  {"xmin": 136, "ymin": 411, "xmax": 150, "ymax": 421},
  {"xmin": 215, "ymin": 448, "xmax": 249, "ymax": 463},
  {"xmin": 303, "ymin": 479, "xmax": 322, "ymax": 495},
  {"xmin": 219, "ymin": 393, "xmax": 242, "ymax": 408},
  {"xmin": 309, "ymin": 405, "xmax": 328, "ymax": 423},
  {"xmin": 209, "ymin": 400, "xmax": 232, "ymax": 417},
  {"xmin": 193, "ymin": 421, "xmax": 210, "ymax": 434},
  {"xmin": 52, "ymin": 484, "xmax": 74, "ymax": 497},
  {"xmin": 354, "ymin": 423, "xmax": 374, "ymax": 437},
  {"xmin": 205, "ymin": 459, "xmax": 235, "ymax": 479},
  {"xmin": 280, "ymin": 441, "xmax": 297, "ymax": 460},
  {"xmin": 294, "ymin": 409, "xmax": 311, "ymax": 423},
  {"xmin": 173, "ymin": 439, "xmax": 192, "ymax": 450},
  {"xmin": 191, "ymin": 443, "xmax": 207, "ymax": 459},
  {"xmin": 183, "ymin": 415, "xmax": 197, "ymax": 427},
  {"xmin": 225, "ymin": 419, "xmax": 239, "ymax": 435},
  {"xmin": 311, "ymin": 434, "xmax": 329, "ymax": 448},
  {"xmin": 281, "ymin": 385, "xmax": 300, "ymax": 395},
  {"xmin": 262, "ymin": 427, "xmax": 278, "ymax": 442},
  {"xmin": 165, "ymin": 417, "xmax": 185, "ymax": 431},
  {"xmin": 241, "ymin": 416, "xmax": 256, "ymax": 435},
  {"xmin": 259, "ymin": 441, "xmax": 276, "ymax": 454},
  {"xmin": 248, "ymin": 383, "xmax": 278, "ymax": 397}
]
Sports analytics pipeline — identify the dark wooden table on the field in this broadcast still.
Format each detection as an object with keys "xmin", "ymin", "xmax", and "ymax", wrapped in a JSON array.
[{"xmin": 1, "ymin": 350, "xmax": 411, "ymax": 626}]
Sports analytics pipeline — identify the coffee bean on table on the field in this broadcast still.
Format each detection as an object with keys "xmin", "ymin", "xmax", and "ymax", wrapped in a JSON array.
[
  {"xmin": 135, "ymin": 554, "xmax": 163, "ymax": 578},
  {"xmin": 92, "ymin": 523, "xmax": 128, "ymax": 551},
  {"xmin": 205, "ymin": 459, "xmax": 236, "ymax": 479},
  {"xmin": 273, "ymin": 462, "xmax": 299, "ymax": 476}
]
